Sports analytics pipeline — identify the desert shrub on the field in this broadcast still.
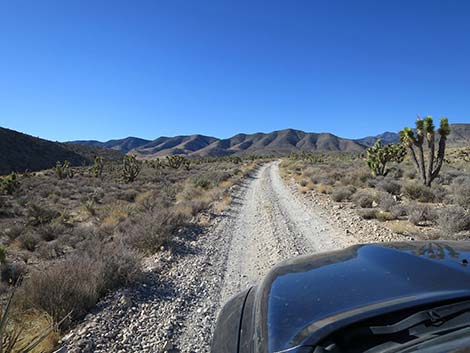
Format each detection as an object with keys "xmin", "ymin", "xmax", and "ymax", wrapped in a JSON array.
[
  {"xmin": 404, "ymin": 169, "xmax": 417, "ymax": 180},
  {"xmin": 407, "ymin": 202, "xmax": 438, "ymax": 226},
  {"xmin": 3, "ymin": 224, "xmax": 25, "ymax": 241},
  {"xmin": 26, "ymin": 203, "xmax": 59, "ymax": 226},
  {"xmin": 430, "ymin": 184, "xmax": 447, "ymax": 203},
  {"xmin": 378, "ymin": 192, "xmax": 396, "ymax": 212},
  {"xmin": 192, "ymin": 176, "xmax": 212, "ymax": 189},
  {"xmin": 377, "ymin": 179, "xmax": 401, "ymax": 195},
  {"xmin": 452, "ymin": 177, "xmax": 470, "ymax": 209},
  {"xmin": 117, "ymin": 189, "xmax": 138, "ymax": 202},
  {"xmin": 37, "ymin": 242, "xmax": 61, "ymax": 260},
  {"xmin": 390, "ymin": 204, "xmax": 407, "ymax": 218},
  {"xmin": 18, "ymin": 232, "xmax": 41, "ymax": 251},
  {"xmin": 21, "ymin": 255, "xmax": 100, "ymax": 324},
  {"xmin": 90, "ymin": 242, "xmax": 141, "ymax": 293},
  {"xmin": 403, "ymin": 181, "xmax": 435, "ymax": 202},
  {"xmin": 299, "ymin": 179, "xmax": 308, "ymax": 187},
  {"xmin": 21, "ymin": 242, "xmax": 141, "ymax": 326},
  {"xmin": 437, "ymin": 206, "xmax": 470, "ymax": 234},
  {"xmin": 210, "ymin": 170, "xmax": 233, "ymax": 185},
  {"xmin": 340, "ymin": 169, "xmax": 371, "ymax": 189},
  {"xmin": 357, "ymin": 208, "xmax": 378, "ymax": 219},
  {"xmin": 331, "ymin": 186, "xmax": 356, "ymax": 202},
  {"xmin": 126, "ymin": 208, "xmax": 187, "ymax": 253},
  {"xmin": 352, "ymin": 190, "xmax": 378, "ymax": 208},
  {"xmin": 37, "ymin": 223, "xmax": 66, "ymax": 242}
]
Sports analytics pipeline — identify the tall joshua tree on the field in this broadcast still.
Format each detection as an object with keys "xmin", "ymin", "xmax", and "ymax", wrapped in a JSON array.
[{"xmin": 399, "ymin": 116, "xmax": 450, "ymax": 187}]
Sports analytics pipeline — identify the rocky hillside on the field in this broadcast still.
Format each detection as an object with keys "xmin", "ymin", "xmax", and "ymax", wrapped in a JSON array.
[{"xmin": 0, "ymin": 127, "xmax": 123, "ymax": 175}]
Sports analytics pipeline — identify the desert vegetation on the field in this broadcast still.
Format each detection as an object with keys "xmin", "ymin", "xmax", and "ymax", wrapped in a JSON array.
[
  {"xmin": 282, "ymin": 117, "xmax": 470, "ymax": 241},
  {"xmin": 0, "ymin": 154, "xmax": 261, "ymax": 351}
]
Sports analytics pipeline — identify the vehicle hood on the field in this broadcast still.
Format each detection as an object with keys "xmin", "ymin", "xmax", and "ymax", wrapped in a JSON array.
[{"xmin": 253, "ymin": 241, "xmax": 470, "ymax": 353}]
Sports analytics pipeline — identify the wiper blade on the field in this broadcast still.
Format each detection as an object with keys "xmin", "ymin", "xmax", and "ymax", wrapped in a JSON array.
[{"xmin": 369, "ymin": 300, "xmax": 470, "ymax": 335}]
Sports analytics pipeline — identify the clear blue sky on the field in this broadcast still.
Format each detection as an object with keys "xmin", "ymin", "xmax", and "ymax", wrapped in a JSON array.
[{"xmin": 1, "ymin": 0, "xmax": 469, "ymax": 142}]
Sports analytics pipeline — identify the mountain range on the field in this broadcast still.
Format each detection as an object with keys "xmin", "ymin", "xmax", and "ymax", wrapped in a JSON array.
[
  {"xmin": 69, "ymin": 124, "xmax": 470, "ymax": 158},
  {"xmin": 70, "ymin": 129, "xmax": 371, "ymax": 158},
  {"xmin": 2, "ymin": 124, "xmax": 469, "ymax": 175}
]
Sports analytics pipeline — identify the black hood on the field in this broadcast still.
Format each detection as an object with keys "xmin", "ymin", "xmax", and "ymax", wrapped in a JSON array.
[{"xmin": 253, "ymin": 241, "xmax": 470, "ymax": 353}]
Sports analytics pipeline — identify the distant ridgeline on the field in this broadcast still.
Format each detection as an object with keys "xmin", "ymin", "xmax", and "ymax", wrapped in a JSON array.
[{"xmin": 2, "ymin": 124, "xmax": 469, "ymax": 175}]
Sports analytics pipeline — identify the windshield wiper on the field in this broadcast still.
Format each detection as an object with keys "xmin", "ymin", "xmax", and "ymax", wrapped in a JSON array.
[{"xmin": 369, "ymin": 300, "xmax": 470, "ymax": 335}]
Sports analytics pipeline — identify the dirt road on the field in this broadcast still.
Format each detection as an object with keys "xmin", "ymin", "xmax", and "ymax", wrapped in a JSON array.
[
  {"xmin": 64, "ymin": 162, "xmax": 356, "ymax": 353},
  {"xmin": 177, "ymin": 161, "xmax": 354, "ymax": 352}
]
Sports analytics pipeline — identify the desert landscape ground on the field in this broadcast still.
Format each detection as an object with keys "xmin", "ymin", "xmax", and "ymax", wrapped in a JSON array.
[{"xmin": 0, "ymin": 120, "xmax": 469, "ymax": 352}]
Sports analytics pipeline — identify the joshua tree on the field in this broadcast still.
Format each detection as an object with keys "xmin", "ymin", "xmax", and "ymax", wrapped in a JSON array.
[
  {"xmin": 166, "ymin": 155, "xmax": 187, "ymax": 169},
  {"xmin": 122, "ymin": 155, "xmax": 142, "ymax": 183},
  {"xmin": 55, "ymin": 161, "xmax": 73, "ymax": 179},
  {"xmin": 366, "ymin": 139, "xmax": 406, "ymax": 176},
  {"xmin": 0, "ymin": 173, "xmax": 20, "ymax": 195},
  {"xmin": 400, "ymin": 116, "xmax": 450, "ymax": 187},
  {"xmin": 92, "ymin": 156, "xmax": 104, "ymax": 178}
]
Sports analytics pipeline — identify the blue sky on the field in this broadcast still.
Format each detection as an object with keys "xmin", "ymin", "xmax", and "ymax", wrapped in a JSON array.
[{"xmin": 1, "ymin": 0, "xmax": 469, "ymax": 141}]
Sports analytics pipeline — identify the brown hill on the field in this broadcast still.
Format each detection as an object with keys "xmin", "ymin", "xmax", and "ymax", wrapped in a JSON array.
[{"xmin": 0, "ymin": 127, "xmax": 123, "ymax": 175}]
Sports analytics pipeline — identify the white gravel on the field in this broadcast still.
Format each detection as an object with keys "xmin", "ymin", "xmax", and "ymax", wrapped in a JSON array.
[{"xmin": 61, "ymin": 161, "xmax": 401, "ymax": 353}]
